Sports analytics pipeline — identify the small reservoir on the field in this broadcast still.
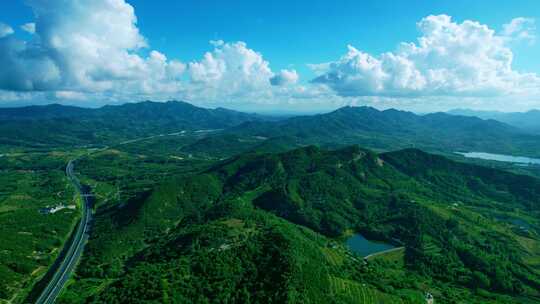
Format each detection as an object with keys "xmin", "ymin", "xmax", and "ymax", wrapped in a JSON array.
[
  {"xmin": 345, "ymin": 233, "xmax": 395, "ymax": 257},
  {"xmin": 456, "ymin": 152, "xmax": 540, "ymax": 165}
]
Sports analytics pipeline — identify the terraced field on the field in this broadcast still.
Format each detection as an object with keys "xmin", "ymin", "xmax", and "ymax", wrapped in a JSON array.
[
  {"xmin": 322, "ymin": 247, "xmax": 346, "ymax": 267},
  {"xmin": 517, "ymin": 235, "xmax": 540, "ymax": 273},
  {"xmin": 367, "ymin": 247, "xmax": 405, "ymax": 265},
  {"xmin": 329, "ymin": 276, "xmax": 412, "ymax": 304}
]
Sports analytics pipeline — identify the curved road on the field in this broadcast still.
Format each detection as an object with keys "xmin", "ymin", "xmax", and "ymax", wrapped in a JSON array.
[{"xmin": 35, "ymin": 160, "xmax": 92, "ymax": 304}]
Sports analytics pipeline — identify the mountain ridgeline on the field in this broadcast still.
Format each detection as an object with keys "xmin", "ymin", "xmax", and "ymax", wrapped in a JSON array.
[
  {"xmin": 0, "ymin": 101, "xmax": 262, "ymax": 124},
  {"xmin": 0, "ymin": 101, "xmax": 265, "ymax": 148},
  {"xmin": 2, "ymin": 101, "xmax": 540, "ymax": 158},
  {"xmin": 62, "ymin": 145, "xmax": 540, "ymax": 303},
  {"xmin": 229, "ymin": 106, "xmax": 540, "ymax": 156},
  {"xmin": 2, "ymin": 101, "xmax": 540, "ymax": 303},
  {"xmin": 449, "ymin": 108, "xmax": 540, "ymax": 134}
]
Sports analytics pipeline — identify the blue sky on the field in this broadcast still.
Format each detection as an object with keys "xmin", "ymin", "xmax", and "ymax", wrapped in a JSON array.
[
  {"xmin": 0, "ymin": 0, "xmax": 540, "ymax": 112},
  {"xmin": 129, "ymin": 0, "xmax": 540, "ymax": 76}
]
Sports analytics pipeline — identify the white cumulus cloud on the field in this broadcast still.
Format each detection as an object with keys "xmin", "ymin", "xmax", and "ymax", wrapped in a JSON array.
[
  {"xmin": 20, "ymin": 22, "xmax": 35, "ymax": 34},
  {"xmin": 0, "ymin": 0, "xmax": 185, "ymax": 95},
  {"xmin": 1, "ymin": 4, "xmax": 540, "ymax": 111},
  {"xmin": 0, "ymin": 1, "xmax": 289, "ymax": 106},
  {"xmin": 312, "ymin": 15, "xmax": 540, "ymax": 99},
  {"xmin": 186, "ymin": 41, "xmax": 275, "ymax": 100},
  {"xmin": 501, "ymin": 17, "xmax": 536, "ymax": 43},
  {"xmin": 270, "ymin": 69, "xmax": 299, "ymax": 86},
  {"xmin": 0, "ymin": 23, "xmax": 14, "ymax": 38}
]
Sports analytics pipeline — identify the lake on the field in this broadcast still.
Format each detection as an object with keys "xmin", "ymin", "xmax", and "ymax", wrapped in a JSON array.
[
  {"xmin": 456, "ymin": 152, "xmax": 540, "ymax": 165},
  {"xmin": 345, "ymin": 233, "xmax": 395, "ymax": 257}
]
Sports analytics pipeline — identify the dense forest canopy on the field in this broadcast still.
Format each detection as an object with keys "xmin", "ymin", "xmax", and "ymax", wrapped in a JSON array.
[{"xmin": 1, "ymin": 101, "xmax": 540, "ymax": 304}]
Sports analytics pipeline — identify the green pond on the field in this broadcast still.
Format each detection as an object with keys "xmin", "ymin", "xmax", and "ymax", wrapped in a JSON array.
[{"xmin": 345, "ymin": 233, "xmax": 395, "ymax": 257}]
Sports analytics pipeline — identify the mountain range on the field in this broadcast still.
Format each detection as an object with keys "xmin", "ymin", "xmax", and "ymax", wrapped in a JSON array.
[
  {"xmin": 0, "ymin": 101, "xmax": 264, "ymax": 148},
  {"xmin": 448, "ymin": 109, "xmax": 540, "ymax": 133},
  {"xmin": 2, "ymin": 101, "xmax": 540, "ymax": 158},
  {"xmin": 228, "ymin": 106, "xmax": 538, "ymax": 155},
  {"xmin": 2, "ymin": 100, "xmax": 540, "ymax": 303}
]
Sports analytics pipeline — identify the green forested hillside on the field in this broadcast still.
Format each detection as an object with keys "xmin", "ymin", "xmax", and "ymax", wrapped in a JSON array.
[
  {"xmin": 3, "ymin": 102, "xmax": 540, "ymax": 160},
  {"xmin": 3, "ymin": 101, "xmax": 540, "ymax": 303},
  {"xmin": 229, "ymin": 106, "xmax": 540, "ymax": 157},
  {"xmin": 58, "ymin": 146, "xmax": 540, "ymax": 303},
  {"xmin": 449, "ymin": 109, "xmax": 540, "ymax": 134},
  {"xmin": 0, "ymin": 104, "xmax": 93, "ymax": 121},
  {"xmin": 0, "ymin": 101, "xmax": 264, "ymax": 149}
]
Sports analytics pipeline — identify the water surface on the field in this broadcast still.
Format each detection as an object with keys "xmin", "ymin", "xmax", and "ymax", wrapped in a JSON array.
[
  {"xmin": 456, "ymin": 152, "xmax": 540, "ymax": 165},
  {"xmin": 345, "ymin": 233, "xmax": 394, "ymax": 257}
]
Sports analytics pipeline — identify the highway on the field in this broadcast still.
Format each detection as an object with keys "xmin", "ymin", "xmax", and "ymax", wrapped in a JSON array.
[
  {"xmin": 33, "ymin": 131, "xmax": 187, "ymax": 303},
  {"xmin": 35, "ymin": 160, "xmax": 92, "ymax": 304}
]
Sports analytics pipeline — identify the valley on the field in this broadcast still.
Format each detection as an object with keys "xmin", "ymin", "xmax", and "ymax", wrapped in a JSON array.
[
  {"xmin": 3, "ymin": 2, "xmax": 540, "ymax": 303},
  {"xmin": 0, "ymin": 101, "xmax": 539, "ymax": 304}
]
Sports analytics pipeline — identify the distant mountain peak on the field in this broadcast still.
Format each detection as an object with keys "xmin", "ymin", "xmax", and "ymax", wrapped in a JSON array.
[
  {"xmin": 332, "ymin": 105, "xmax": 378, "ymax": 113},
  {"xmin": 446, "ymin": 108, "xmax": 540, "ymax": 133}
]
